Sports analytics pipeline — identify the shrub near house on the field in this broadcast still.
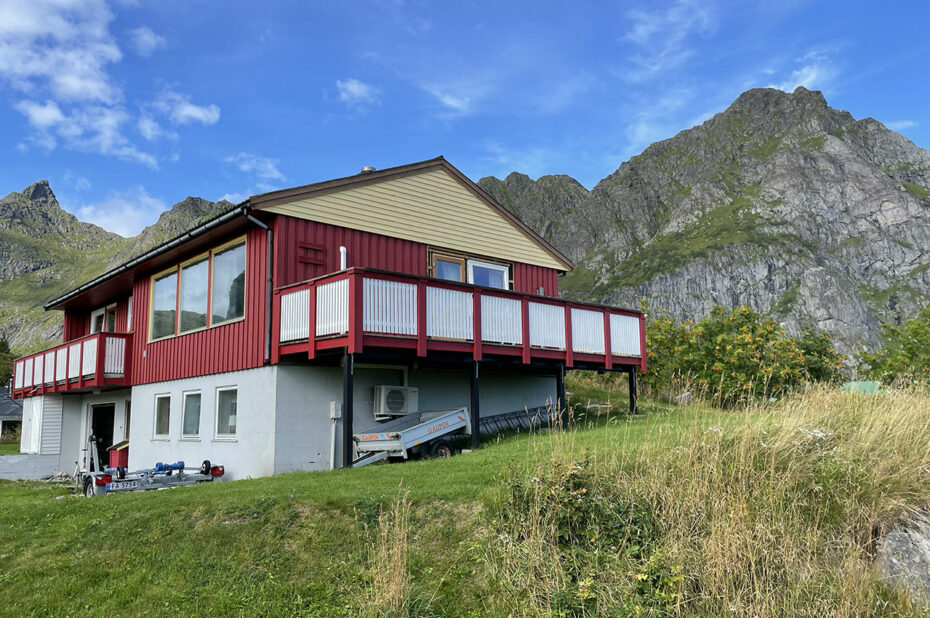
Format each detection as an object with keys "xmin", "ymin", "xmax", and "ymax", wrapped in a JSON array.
[
  {"xmin": 642, "ymin": 306, "xmax": 846, "ymax": 404},
  {"xmin": 861, "ymin": 306, "xmax": 930, "ymax": 383}
]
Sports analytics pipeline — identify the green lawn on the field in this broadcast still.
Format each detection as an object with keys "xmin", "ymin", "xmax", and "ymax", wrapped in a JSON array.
[{"xmin": 0, "ymin": 443, "xmax": 19, "ymax": 456}]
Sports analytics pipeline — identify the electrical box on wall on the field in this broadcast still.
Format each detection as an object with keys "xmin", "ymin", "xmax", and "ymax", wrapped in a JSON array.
[{"xmin": 329, "ymin": 400, "xmax": 341, "ymax": 419}]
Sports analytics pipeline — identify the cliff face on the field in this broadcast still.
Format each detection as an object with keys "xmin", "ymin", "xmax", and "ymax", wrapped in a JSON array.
[
  {"xmin": 480, "ymin": 87, "xmax": 930, "ymax": 354},
  {"xmin": 0, "ymin": 184, "xmax": 231, "ymax": 351}
]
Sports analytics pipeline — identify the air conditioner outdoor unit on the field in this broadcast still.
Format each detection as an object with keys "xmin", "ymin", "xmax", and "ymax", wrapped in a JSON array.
[{"xmin": 373, "ymin": 385, "xmax": 419, "ymax": 419}]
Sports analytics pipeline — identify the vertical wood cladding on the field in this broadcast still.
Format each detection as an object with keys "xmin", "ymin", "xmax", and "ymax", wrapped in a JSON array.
[
  {"xmin": 272, "ymin": 216, "xmax": 560, "ymax": 296},
  {"xmin": 62, "ymin": 296, "xmax": 132, "ymax": 342},
  {"xmin": 129, "ymin": 227, "xmax": 267, "ymax": 385}
]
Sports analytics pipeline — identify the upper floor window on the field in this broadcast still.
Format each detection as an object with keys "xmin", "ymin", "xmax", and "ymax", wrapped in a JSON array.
[
  {"xmin": 90, "ymin": 304, "xmax": 117, "ymax": 334},
  {"xmin": 149, "ymin": 237, "xmax": 247, "ymax": 341},
  {"xmin": 430, "ymin": 251, "xmax": 510, "ymax": 290}
]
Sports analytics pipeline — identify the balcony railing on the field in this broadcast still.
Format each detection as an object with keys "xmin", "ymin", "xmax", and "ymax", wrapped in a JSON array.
[
  {"xmin": 273, "ymin": 268, "xmax": 646, "ymax": 371},
  {"xmin": 10, "ymin": 332, "xmax": 132, "ymax": 399}
]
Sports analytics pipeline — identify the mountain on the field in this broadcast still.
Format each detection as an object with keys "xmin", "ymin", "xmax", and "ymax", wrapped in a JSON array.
[
  {"xmin": 479, "ymin": 87, "xmax": 930, "ymax": 355},
  {"xmin": 0, "ymin": 184, "xmax": 232, "ymax": 350}
]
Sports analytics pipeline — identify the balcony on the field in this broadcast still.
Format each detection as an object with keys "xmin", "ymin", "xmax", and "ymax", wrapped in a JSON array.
[
  {"xmin": 273, "ymin": 268, "xmax": 645, "ymax": 371},
  {"xmin": 11, "ymin": 332, "xmax": 132, "ymax": 399}
]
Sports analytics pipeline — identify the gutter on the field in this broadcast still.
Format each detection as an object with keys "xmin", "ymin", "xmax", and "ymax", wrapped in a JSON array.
[
  {"xmin": 245, "ymin": 214, "xmax": 274, "ymax": 364},
  {"xmin": 45, "ymin": 204, "xmax": 250, "ymax": 310}
]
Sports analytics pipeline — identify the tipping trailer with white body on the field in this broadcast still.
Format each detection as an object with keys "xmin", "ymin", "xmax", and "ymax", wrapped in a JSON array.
[{"xmin": 352, "ymin": 407, "xmax": 471, "ymax": 466}]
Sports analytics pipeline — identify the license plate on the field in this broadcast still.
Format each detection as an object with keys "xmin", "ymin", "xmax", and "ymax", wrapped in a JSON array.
[{"xmin": 107, "ymin": 480, "xmax": 138, "ymax": 491}]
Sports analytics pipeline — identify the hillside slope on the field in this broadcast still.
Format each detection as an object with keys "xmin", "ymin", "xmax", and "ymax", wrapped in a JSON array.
[
  {"xmin": 480, "ymin": 87, "xmax": 930, "ymax": 354},
  {"xmin": 0, "ymin": 184, "xmax": 231, "ymax": 350}
]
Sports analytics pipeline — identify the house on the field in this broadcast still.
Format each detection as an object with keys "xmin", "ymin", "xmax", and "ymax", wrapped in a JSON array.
[
  {"xmin": 0, "ymin": 387, "xmax": 22, "ymax": 438},
  {"xmin": 9, "ymin": 158, "xmax": 645, "ymax": 480}
]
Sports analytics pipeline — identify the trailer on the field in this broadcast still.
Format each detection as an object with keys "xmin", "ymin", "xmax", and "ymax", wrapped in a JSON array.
[
  {"xmin": 352, "ymin": 407, "xmax": 471, "ymax": 466},
  {"xmin": 78, "ymin": 435, "xmax": 224, "ymax": 497}
]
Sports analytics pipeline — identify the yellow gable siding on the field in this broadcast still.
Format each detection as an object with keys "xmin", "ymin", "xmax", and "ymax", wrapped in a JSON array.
[{"xmin": 261, "ymin": 168, "xmax": 567, "ymax": 270}]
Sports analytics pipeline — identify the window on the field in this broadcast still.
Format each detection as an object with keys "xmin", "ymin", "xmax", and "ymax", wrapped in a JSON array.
[
  {"xmin": 433, "ymin": 256, "xmax": 465, "ymax": 282},
  {"xmin": 152, "ymin": 271, "xmax": 178, "ymax": 340},
  {"xmin": 216, "ymin": 388, "xmax": 237, "ymax": 437},
  {"xmin": 182, "ymin": 392, "xmax": 201, "ymax": 437},
  {"xmin": 211, "ymin": 243, "xmax": 246, "ymax": 325},
  {"xmin": 430, "ymin": 251, "xmax": 511, "ymax": 290},
  {"xmin": 154, "ymin": 395, "xmax": 170, "ymax": 438},
  {"xmin": 468, "ymin": 260, "xmax": 509, "ymax": 290},
  {"xmin": 90, "ymin": 304, "xmax": 118, "ymax": 334},
  {"xmin": 179, "ymin": 258, "xmax": 209, "ymax": 333},
  {"xmin": 148, "ymin": 238, "xmax": 246, "ymax": 341}
]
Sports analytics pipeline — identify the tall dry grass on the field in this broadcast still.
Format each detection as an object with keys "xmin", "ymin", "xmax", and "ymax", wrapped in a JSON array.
[
  {"xmin": 487, "ymin": 385, "xmax": 930, "ymax": 616},
  {"xmin": 367, "ymin": 488, "xmax": 412, "ymax": 617}
]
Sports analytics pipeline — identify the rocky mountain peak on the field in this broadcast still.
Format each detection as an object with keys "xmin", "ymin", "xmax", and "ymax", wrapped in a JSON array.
[{"xmin": 22, "ymin": 179, "xmax": 54, "ymax": 203}]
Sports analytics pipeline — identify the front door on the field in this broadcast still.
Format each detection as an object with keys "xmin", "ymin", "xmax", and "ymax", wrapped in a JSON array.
[{"xmin": 90, "ymin": 404, "xmax": 115, "ymax": 470}]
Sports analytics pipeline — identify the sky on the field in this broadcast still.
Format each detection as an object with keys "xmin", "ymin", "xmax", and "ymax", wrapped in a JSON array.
[{"xmin": 1, "ymin": 0, "xmax": 929, "ymax": 237}]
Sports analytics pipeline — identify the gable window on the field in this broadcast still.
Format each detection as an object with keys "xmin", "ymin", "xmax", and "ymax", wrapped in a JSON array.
[
  {"xmin": 182, "ymin": 392, "xmax": 201, "ymax": 437},
  {"xmin": 154, "ymin": 395, "xmax": 171, "ymax": 438},
  {"xmin": 215, "ymin": 387, "xmax": 237, "ymax": 437},
  {"xmin": 148, "ymin": 237, "xmax": 246, "ymax": 341},
  {"xmin": 430, "ymin": 251, "xmax": 510, "ymax": 290}
]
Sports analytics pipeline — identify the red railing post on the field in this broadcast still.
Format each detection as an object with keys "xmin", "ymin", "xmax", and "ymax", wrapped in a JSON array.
[
  {"xmin": 521, "ymin": 297, "xmax": 531, "ymax": 364},
  {"xmin": 564, "ymin": 304, "xmax": 574, "ymax": 368},
  {"xmin": 95, "ymin": 333, "xmax": 106, "ymax": 385},
  {"xmin": 603, "ymin": 311, "xmax": 613, "ymax": 370},
  {"xmin": 472, "ymin": 291, "xmax": 482, "ymax": 361},
  {"xmin": 308, "ymin": 281, "xmax": 317, "ymax": 360},
  {"xmin": 348, "ymin": 271, "xmax": 364, "ymax": 354},
  {"xmin": 123, "ymin": 334, "xmax": 133, "ymax": 384},
  {"xmin": 77, "ymin": 341, "xmax": 85, "ymax": 388},
  {"xmin": 416, "ymin": 280, "xmax": 427, "ymax": 357}
]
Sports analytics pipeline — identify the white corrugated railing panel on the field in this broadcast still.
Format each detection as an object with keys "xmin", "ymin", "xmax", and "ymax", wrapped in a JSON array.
[
  {"xmin": 104, "ymin": 336, "xmax": 126, "ymax": 375},
  {"xmin": 280, "ymin": 288, "xmax": 310, "ymax": 342},
  {"xmin": 316, "ymin": 279, "xmax": 349, "ymax": 336},
  {"xmin": 610, "ymin": 314, "xmax": 642, "ymax": 357},
  {"xmin": 14, "ymin": 361, "xmax": 23, "ymax": 389},
  {"xmin": 364, "ymin": 278, "xmax": 417, "ymax": 335},
  {"xmin": 81, "ymin": 338, "xmax": 97, "ymax": 376},
  {"xmin": 67, "ymin": 343, "xmax": 81, "ymax": 379},
  {"xmin": 32, "ymin": 356, "xmax": 42, "ymax": 386},
  {"xmin": 528, "ymin": 302, "xmax": 565, "ymax": 349},
  {"xmin": 56, "ymin": 349, "xmax": 67, "ymax": 383},
  {"xmin": 572, "ymin": 308, "xmax": 606, "ymax": 354},
  {"xmin": 23, "ymin": 358, "xmax": 33, "ymax": 388},
  {"xmin": 481, "ymin": 295, "xmax": 522, "ymax": 345},
  {"xmin": 427, "ymin": 286, "xmax": 473, "ymax": 340},
  {"xmin": 44, "ymin": 352, "xmax": 55, "ymax": 385}
]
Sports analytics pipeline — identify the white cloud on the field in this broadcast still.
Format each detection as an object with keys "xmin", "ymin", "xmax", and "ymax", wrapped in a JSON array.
[
  {"xmin": 137, "ymin": 112, "xmax": 176, "ymax": 141},
  {"xmin": 129, "ymin": 26, "xmax": 165, "ymax": 57},
  {"xmin": 884, "ymin": 119, "xmax": 917, "ymax": 131},
  {"xmin": 335, "ymin": 78, "xmax": 379, "ymax": 107},
  {"xmin": 76, "ymin": 185, "xmax": 167, "ymax": 237},
  {"xmin": 423, "ymin": 85, "xmax": 471, "ymax": 113},
  {"xmin": 768, "ymin": 49, "xmax": 838, "ymax": 92},
  {"xmin": 224, "ymin": 152, "xmax": 285, "ymax": 188},
  {"xmin": 14, "ymin": 99, "xmax": 65, "ymax": 129},
  {"xmin": 154, "ymin": 90, "xmax": 221, "ymax": 125},
  {"xmin": 620, "ymin": 0, "xmax": 716, "ymax": 82},
  {"xmin": 218, "ymin": 192, "xmax": 248, "ymax": 204}
]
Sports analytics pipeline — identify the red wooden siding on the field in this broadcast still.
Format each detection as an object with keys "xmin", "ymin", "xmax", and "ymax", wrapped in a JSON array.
[
  {"xmin": 62, "ymin": 296, "xmax": 132, "ymax": 342},
  {"xmin": 273, "ymin": 215, "xmax": 561, "ymax": 296},
  {"xmin": 129, "ymin": 227, "xmax": 268, "ymax": 385}
]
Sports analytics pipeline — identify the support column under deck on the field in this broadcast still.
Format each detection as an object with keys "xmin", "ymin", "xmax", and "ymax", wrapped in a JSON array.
[
  {"xmin": 628, "ymin": 366, "xmax": 638, "ymax": 416},
  {"xmin": 556, "ymin": 362, "xmax": 566, "ymax": 428},
  {"xmin": 342, "ymin": 353, "xmax": 355, "ymax": 468},
  {"xmin": 470, "ymin": 360, "xmax": 480, "ymax": 450}
]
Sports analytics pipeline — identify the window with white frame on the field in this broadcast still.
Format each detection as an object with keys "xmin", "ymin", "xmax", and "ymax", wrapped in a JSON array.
[
  {"xmin": 215, "ymin": 387, "xmax": 237, "ymax": 437},
  {"xmin": 467, "ymin": 259, "xmax": 509, "ymax": 290},
  {"xmin": 154, "ymin": 395, "xmax": 171, "ymax": 438},
  {"xmin": 90, "ymin": 304, "xmax": 118, "ymax": 334},
  {"xmin": 430, "ymin": 251, "xmax": 511, "ymax": 290},
  {"xmin": 181, "ymin": 392, "xmax": 201, "ymax": 437}
]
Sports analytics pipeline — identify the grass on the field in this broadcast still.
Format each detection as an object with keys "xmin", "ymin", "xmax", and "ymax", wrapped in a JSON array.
[
  {"xmin": 0, "ymin": 443, "xmax": 19, "ymax": 455},
  {"xmin": 1, "ymin": 383, "xmax": 929, "ymax": 616},
  {"xmin": 902, "ymin": 181, "xmax": 930, "ymax": 202}
]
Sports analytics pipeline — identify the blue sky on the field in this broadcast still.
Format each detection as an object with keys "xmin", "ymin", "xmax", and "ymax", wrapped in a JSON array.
[{"xmin": 1, "ymin": 0, "xmax": 929, "ymax": 237}]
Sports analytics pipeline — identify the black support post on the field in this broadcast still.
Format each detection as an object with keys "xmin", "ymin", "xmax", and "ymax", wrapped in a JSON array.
[
  {"xmin": 470, "ymin": 360, "xmax": 481, "ymax": 449},
  {"xmin": 342, "ymin": 353, "xmax": 355, "ymax": 468},
  {"xmin": 628, "ymin": 366, "xmax": 638, "ymax": 416},
  {"xmin": 556, "ymin": 362, "xmax": 566, "ymax": 428}
]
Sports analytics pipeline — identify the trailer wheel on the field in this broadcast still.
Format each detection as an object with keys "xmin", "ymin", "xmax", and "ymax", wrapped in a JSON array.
[
  {"xmin": 430, "ymin": 440, "xmax": 454, "ymax": 458},
  {"xmin": 200, "ymin": 460, "xmax": 211, "ymax": 476},
  {"xmin": 83, "ymin": 477, "xmax": 94, "ymax": 498}
]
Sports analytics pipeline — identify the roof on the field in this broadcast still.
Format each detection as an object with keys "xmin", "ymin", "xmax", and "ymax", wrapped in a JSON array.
[
  {"xmin": 45, "ymin": 157, "xmax": 572, "ymax": 311},
  {"xmin": 0, "ymin": 387, "xmax": 22, "ymax": 419},
  {"xmin": 250, "ymin": 157, "xmax": 573, "ymax": 271}
]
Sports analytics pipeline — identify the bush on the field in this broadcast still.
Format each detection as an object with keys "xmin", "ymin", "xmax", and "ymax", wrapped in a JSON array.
[
  {"xmin": 861, "ymin": 306, "xmax": 930, "ymax": 383},
  {"xmin": 642, "ymin": 305, "xmax": 846, "ymax": 405}
]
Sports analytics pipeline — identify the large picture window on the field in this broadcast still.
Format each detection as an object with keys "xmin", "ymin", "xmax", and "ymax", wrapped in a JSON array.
[{"xmin": 148, "ymin": 238, "xmax": 246, "ymax": 341}]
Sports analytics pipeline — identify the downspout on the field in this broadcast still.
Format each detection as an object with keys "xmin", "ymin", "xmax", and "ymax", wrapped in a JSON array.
[{"xmin": 245, "ymin": 213, "xmax": 273, "ymax": 364}]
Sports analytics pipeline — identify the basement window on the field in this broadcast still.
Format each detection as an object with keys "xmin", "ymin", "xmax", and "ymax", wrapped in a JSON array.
[
  {"xmin": 215, "ymin": 387, "xmax": 237, "ymax": 438},
  {"xmin": 182, "ymin": 391, "xmax": 201, "ymax": 438},
  {"xmin": 153, "ymin": 395, "xmax": 171, "ymax": 438}
]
